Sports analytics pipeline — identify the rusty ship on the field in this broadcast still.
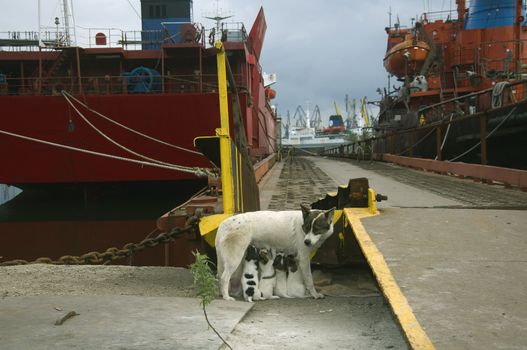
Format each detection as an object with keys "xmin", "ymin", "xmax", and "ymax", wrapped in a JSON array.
[
  {"xmin": 0, "ymin": 0, "xmax": 277, "ymax": 265},
  {"xmin": 377, "ymin": 0, "xmax": 527, "ymax": 168}
]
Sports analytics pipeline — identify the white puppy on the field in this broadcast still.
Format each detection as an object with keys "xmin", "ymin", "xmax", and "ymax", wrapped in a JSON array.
[
  {"xmin": 273, "ymin": 252, "xmax": 290, "ymax": 298},
  {"xmin": 215, "ymin": 204, "xmax": 335, "ymax": 301},
  {"xmin": 258, "ymin": 248, "xmax": 279, "ymax": 300},
  {"xmin": 286, "ymin": 254, "xmax": 307, "ymax": 298}
]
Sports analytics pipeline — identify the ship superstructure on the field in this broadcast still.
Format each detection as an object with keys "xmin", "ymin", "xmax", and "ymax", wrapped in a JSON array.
[
  {"xmin": 378, "ymin": 0, "xmax": 527, "ymax": 168},
  {"xmin": 0, "ymin": 0, "xmax": 276, "ymax": 191}
]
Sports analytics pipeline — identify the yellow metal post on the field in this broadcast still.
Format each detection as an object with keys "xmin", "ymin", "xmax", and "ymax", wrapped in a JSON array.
[
  {"xmin": 334, "ymin": 101, "xmax": 341, "ymax": 116},
  {"xmin": 361, "ymin": 97, "xmax": 370, "ymax": 128},
  {"xmin": 215, "ymin": 41, "xmax": 235, "ymax": 215}
]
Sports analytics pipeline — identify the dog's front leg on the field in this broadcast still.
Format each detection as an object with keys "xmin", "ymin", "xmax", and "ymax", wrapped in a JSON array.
[{"xmin": 298, "ymin": 255, "xmax": 324, "ymax": 299}]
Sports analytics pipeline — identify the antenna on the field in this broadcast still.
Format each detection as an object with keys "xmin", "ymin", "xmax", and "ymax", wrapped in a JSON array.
[{"xmin": 203, "ymin": 0, "xmax": 234, "ymax": 32}]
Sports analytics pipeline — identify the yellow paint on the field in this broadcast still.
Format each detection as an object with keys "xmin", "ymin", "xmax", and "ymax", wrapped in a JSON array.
[
  {"xmin": 334, "ymin": 101, "xmax": 341, "ymax": 116},
  {"xmin": 368, "ymin": 188, "xmax": 379, "ymax": 215},
  {"xmin": 199, "ymin": 213, "xmax": 232, "ymax": 246},
  {"xmin": 215, "ymin": 41, "xmax": 235, "ymax": 216},
  {"xmin": 196, "ymin": 41, "xmax": 238, "ymax": 246},
  {"xmin": 344, "ymin": 208, "xmax": 435, "ymax": 350},
  {"xmin": 361, "ymin": 97, "xmax": 370, "ymax": 128},
  {"xmin": 238, "ymin": 148, "xmax": 244, "ymax": 211}
]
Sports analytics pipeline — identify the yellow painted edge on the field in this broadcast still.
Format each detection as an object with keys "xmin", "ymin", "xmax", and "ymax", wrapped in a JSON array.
[
  {"xmin": 368, "ymin": 188, "xmax": 379, "ymax": 215},
  {"xmin": 199, "ymin": 213, "xmax": 233, "ymax": 247},
  {"xmin": 344, "ymin": 208, "xmax": 435, "ymax": 350}
]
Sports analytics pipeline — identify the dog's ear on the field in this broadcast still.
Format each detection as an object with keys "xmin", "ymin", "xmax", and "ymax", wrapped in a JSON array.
[
  {"xmin": 324, "ymin": 207, "xmax": 335, "ymax": 225},
  {"xmin": 300, "ymin": 203, "xmax": 311, "ymax": 219}
]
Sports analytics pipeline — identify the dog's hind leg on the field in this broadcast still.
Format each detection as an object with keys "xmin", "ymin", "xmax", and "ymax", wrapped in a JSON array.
[{"xmin": 216, "ymin": 225, "xmax": 252, "ymax": 301}]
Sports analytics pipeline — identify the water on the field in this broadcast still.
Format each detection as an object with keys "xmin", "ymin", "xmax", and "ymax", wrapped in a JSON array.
[{"xmin": 0, "ymin": 184, "xmax": 21, "ymax": 205}]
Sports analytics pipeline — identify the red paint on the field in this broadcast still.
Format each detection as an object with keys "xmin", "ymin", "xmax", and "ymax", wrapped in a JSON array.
[
  {"xmin": 0, "ymin": 94, "xmax": 219, "ymax": 185},
  {"xmin": 383, "ymin": 154, "xmax": 527, "ymax": 188},
  {"xmin": 0, "ymin": 220, "xmax": 201, "ymax": 266}
]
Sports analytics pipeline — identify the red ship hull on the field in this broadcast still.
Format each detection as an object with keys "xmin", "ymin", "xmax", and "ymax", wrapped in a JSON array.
[{"xmin": 1, "ymin": 93, "xmax": 223, "ymax": 186}]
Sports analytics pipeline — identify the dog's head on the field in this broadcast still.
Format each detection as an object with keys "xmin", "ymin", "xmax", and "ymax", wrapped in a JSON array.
[
  {"xmin": 258, "ymin": 248, "xmax": 274, "ymax": 265},
  {"xmin": 300, "ymin": 203, "xmax": 335, "ymax": 248},
  {"xmin": 245, "ymin": 244, "xmax": 259, "ymax": 262},
  {"xmin": 285, "ymin": 254, "xmax": 298, "ymax": 273}
]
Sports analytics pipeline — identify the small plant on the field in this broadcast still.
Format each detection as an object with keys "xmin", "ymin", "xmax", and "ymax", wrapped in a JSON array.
[{"xmin": 189, "ymin": 250, "xmax": 233, "ymax": 350}]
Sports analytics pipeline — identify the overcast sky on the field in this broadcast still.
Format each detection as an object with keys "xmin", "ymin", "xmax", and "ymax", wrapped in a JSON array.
[{"xmin": 0, "ymin": 0, "xmax": 458, "ymax": 123}]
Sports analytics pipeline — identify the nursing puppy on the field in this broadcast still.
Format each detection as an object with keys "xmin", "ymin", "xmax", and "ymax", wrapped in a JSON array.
[
  {"xmin": 215, "ymin": 204, "xmax": 335, "ymax": 301},
  {"xmin": 241, "ymin": 245, "xmax": 262, "ymax": 302},
  {"xmin": 258, "ymin": 248, "xmax": 280, "ymax": 300},
  {"xmin": 273, "ymin": 252, "xmax": 290, "ymax": 298},
  {"xmin": 286, "ymin": 254, "xmax": 307, "ymax": 298}
]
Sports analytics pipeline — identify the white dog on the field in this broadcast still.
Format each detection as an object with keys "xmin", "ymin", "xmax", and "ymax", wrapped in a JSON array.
[{"xmin": 215, "ymin": 204, "xmax": 335, "ymax": 301}]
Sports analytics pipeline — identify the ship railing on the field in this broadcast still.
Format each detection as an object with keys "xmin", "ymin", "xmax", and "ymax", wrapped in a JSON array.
[
  {"xmin": 0, "ymin": 73, "xmax": 246, "ymax": 96},
  {"xmin": 420, "ymin": 9, "xmax": 459, "ymax": 23},
  {"xmin": 318, "ymin": 79, "xmax": 527, "ymax": 163},
  {"xmin": 0, "ymin": 23, "xmax": 207, "ymax": 51},
  {"xmin": 0, "ymin": 30, "xmax": 68, "ymax": 51},
  {"xmin": 202, "ymin": 22, "xmax": 248, "ymax": 48},
  {"xmin": 418, "ymin": 79, "xmax": 526, "ymax": 124},
  {"xmin": 0, "ymin": 21, "xmax": 249, "ymax": 51}
]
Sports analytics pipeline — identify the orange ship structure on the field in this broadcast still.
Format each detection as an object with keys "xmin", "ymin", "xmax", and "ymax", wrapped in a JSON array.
[{"xmin": 377, "ymin": 0, "xmax": 527, "ymax": 169}]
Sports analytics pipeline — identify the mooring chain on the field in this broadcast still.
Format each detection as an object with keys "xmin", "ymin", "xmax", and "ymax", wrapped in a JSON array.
[{"xmin": 0, "ymin": 224, "xmax": 195, "ymax": 267}]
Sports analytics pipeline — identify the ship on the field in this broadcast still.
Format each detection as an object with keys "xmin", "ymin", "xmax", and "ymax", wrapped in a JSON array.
[
  {"xmin": 376, "ymin": 0, "xmax": 527, "ymax": 169},
  {"xmin": 281, "ymin": 105, "xmax": 350, "ymax": 155},
  {"xmin": 0, "ymin": 0, "xmax": 277, "ymax": 265}
]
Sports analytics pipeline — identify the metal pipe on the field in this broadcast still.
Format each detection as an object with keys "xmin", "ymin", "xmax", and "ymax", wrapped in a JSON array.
[{"xmin": 215, "ymin": 41, "xmax": 235, "ymax": 215}]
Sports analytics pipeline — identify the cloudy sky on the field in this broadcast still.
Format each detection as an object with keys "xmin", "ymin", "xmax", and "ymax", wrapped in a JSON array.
[{"xmin": 0, "ymin": 0, "xmax": 457, "ymax": 123}]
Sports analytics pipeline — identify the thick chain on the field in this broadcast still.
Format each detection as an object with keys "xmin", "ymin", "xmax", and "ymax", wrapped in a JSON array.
[{"xmin": 0, "ymin": 224, "xmax": 195, "ymax": 266}]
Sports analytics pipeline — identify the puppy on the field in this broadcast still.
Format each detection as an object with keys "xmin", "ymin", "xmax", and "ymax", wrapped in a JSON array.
[
  {"xmin": 258, "ymin": 248, "xmax": 280, "ymax": 300},
  {"xmin": 216, "ymin": 204, "xmax": 335, "ymax": 301},
  {"xmin": 241, "ymin": 245, "xmax": 262, "ymax": 302},
  {"xmin": 286, "ymin": 254, "xmax": 307, "ymax": 298},
  {"xmin": 273, "ymin": 252, "xmax": 290, "ymax": 298}
]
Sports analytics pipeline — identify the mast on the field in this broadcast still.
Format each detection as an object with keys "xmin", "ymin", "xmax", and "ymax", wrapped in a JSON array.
[
  {"xmin": 60, "ymin": 0, "xmax": 76, "ymax": 46},
  {"xmin": 456, "ymin": 0, "xmax": 466, "ymax": 24}
]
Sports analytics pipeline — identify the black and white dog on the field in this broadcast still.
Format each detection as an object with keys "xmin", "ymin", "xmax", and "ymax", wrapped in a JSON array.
[{"xmin": 215, "ymin": 203, "xmax": 335, "ymax": 301}]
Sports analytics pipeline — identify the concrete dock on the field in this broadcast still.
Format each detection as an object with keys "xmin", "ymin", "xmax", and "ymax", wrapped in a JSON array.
[
  {"xmin": 1, "ymin": 155, "xmax": 526, "ymax": 349},
  {"xmin": 300, "ymin": 156, "xmax": 527, "ymax": 349}
]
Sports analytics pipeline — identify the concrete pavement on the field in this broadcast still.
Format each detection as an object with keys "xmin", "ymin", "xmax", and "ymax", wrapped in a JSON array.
[{"xmin": 312, "ymin": 156, "xmax": 527, "ymax": 349}]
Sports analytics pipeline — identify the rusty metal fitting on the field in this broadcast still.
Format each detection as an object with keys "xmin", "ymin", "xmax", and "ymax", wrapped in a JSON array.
[{"xmin": 376, "ymin": 193, "xmax": 388, "ymax": 202}]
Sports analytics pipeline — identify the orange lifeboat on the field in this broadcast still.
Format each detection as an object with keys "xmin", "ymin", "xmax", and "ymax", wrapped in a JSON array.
[
  {"xmin": 384, "ymin": 35, "xmax": 430, "ymax": 78},
  {"xmin": 265, "ymin": 87, "xmax": 276, "ymax": 100}
]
